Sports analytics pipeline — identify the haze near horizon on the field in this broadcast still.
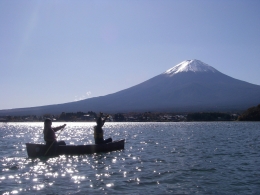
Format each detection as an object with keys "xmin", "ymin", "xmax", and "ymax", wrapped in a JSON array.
[{"xmin": 1, "ymin": 0, "xmax": 260, "ymax": 110}]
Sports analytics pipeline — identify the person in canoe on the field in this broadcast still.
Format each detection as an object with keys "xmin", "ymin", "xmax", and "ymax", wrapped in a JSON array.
[
  {"xmin": 43, "ymin": 118, "xmax": 67, "ymax": 148},
  {"xmin": 94, "ymin": 112, "xmax": 112, "ymax": 144}
]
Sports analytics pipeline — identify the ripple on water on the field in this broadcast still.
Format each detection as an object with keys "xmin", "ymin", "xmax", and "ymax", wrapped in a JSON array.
[{"xmin": 0, "ymin": 122, "xmax": 260, "ymax": 194}]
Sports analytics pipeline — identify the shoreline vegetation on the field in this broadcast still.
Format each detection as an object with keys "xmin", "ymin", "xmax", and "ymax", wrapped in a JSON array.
[
  {"xmin": 237, "ymin": 104, "xmax": 260, "ymax": 121},
  {"xmin": 0, "ymin": 111, "xmax": 240, "ymax": 122},
  {"xmin": 0, "ymin": 104, "xmax": 259, "ymax": 122}
]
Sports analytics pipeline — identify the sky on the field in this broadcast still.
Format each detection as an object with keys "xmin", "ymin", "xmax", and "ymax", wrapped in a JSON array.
[{"xmin": 1, "ymin": 0, "xmax": 260, "ymax": 110}]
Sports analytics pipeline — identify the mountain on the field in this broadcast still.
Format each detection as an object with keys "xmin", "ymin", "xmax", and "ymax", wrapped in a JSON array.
[{"xmin": 1, "ymin": 59, "xmax": 260, "ymax": 116}]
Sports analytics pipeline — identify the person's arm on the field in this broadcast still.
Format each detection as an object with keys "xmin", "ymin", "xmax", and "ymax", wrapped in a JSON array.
[
  {"xmin": 53, "ymin": 124, "xmax": 66, "ymax": 132},
  {"xmin": 101, "ymin": 115, "xmax": 109, "ymax": 126},
  {"xmin": 105, "ymin": 115, "xmax": 109, "ymax": 121}
]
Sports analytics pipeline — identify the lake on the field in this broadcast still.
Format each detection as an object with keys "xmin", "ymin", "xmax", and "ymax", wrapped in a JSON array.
[{"xmin": 0, "ymin": 122, "xmax": 259, "ymax": 194}]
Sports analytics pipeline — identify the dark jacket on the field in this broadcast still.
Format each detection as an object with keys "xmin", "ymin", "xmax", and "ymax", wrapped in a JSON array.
[{"xmin": 43, "ymin": 126, "xmax": 63, "ymax": 143}]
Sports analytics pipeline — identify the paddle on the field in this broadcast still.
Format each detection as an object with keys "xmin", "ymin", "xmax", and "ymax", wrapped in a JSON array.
[{"xmin": 44, "ymin": 126, "xmax": 66, "ymax": 156}]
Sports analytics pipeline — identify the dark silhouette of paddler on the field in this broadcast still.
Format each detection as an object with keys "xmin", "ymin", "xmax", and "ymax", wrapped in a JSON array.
[
  {"xmin": 94, "ymin": 112, "xmax": 112, "ymax": 144},
  {"xmin": 43, "ymin": 118, "xmax": 66, "ymax": 155}
]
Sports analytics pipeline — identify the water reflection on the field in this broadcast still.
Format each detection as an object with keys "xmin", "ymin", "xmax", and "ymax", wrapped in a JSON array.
[{"xmin": 0, "ymin": 122, "xmax": 260, "ymax": 194}]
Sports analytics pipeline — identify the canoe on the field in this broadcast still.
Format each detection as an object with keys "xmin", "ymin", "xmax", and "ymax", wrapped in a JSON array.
[{"xmin": 25, "ymin": 139, "xmax": 125, "ymax": 158}]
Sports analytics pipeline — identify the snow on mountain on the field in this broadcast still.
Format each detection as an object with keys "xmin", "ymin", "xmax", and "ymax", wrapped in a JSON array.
[
  {"xmin": 1, "ymin": 59, "xmax": 260, "ymax": 115},
  {"xmin": 164, "ymin": 59, "xmax": 217, "ymax": 76}
]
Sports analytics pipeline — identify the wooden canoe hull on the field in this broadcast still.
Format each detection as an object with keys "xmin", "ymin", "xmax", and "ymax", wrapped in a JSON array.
[{"xmin": 26, "ymin": 139, "xmax": 125, "ymax": 158}]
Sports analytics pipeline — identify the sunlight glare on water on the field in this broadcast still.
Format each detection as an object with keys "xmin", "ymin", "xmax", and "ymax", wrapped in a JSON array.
[{"xmin": 0, "ymin": 122, "xmax": 260, "ymax": 194}]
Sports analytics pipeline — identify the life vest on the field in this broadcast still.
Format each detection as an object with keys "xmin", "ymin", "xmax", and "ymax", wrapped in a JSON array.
[{"xmin": 94, "ymin": 126, "xmax": 103, "ymax": 139}]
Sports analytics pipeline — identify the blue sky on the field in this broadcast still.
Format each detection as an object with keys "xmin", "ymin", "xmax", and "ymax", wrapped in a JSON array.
[{"xmin": 1, "ymin": 0, "xmax": 260, "ymax": 110}]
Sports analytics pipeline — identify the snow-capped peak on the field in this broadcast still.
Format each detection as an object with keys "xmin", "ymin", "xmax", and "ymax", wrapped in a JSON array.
[{"xmin": 164, "ymin": 59, "xmax": 217, "ymax": 76}]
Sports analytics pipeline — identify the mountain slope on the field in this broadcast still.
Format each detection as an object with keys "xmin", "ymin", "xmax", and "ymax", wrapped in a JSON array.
[{"xmin": 1, "ymin": 59, "xmax": 260, "ymax": 115}]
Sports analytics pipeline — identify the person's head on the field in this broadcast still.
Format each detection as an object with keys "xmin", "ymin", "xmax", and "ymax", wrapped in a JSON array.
[
  {"xmin": 99, "ymin": 112, "xmax": 103, "ymax": 117},
  {"xmin": 44, "ymin": 118, "xmax": 52, "ymax": 128}
]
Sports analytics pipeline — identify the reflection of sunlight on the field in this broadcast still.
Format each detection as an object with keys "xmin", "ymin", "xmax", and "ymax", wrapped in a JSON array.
[
  {"xmin": 106, "ymin": 183, "xmax": 114, "ymax": 187},
  {"xmin": 1, "ymin": 122, "xmax": 130, "ymax": 193},
  {"xmin": 71, "ymin": 175, "xmax": 85, "ymax": 184},
  {"xmin": 65, "ymin": 168, "xmax": 74, "ymax": 174},
  {"xmin": 33, "ymin": 184, "xmax": 44, "ymax": 190},
  {"xmin": 112, "ymin": 158, "xmax": 117, "ymax": 163},
  {"xmin": 45, "ymin": 172, "xmax": 52, "ymax": 177}
]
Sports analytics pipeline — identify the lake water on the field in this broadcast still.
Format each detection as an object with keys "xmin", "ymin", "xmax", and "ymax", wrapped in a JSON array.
[{"xmin": 0, "ymin": 122, "xmax": 259, "ymax": 194}]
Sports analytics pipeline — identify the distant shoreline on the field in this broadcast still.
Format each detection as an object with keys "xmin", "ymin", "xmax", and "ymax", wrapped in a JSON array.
[{"xmin": 0, "ymin": 111, "xmax": 243, "ymax": 122}]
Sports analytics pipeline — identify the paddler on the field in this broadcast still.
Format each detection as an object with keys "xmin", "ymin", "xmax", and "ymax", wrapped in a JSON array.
[
  {"xmin": 94, "ymin": 112, "xmax": 112, "ymax": 144},
  {"xmin": 43, "ymin": 118, "xmax": 66, "ymax": 148}
]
